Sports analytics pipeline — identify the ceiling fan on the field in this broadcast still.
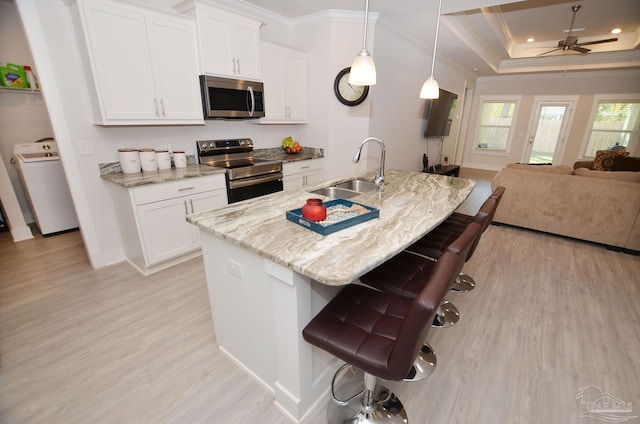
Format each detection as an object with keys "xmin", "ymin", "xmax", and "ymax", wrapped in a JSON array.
[{"xmin": 538, "ymin": 5, "xmax": 618, "ymax": 56}]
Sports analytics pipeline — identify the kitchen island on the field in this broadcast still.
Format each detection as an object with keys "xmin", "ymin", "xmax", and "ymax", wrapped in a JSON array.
[{"xmin": 186, "ymin": 170, "xmax": 475, "ymax": 422}]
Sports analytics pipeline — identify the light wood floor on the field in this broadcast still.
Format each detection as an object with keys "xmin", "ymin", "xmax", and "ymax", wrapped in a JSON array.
[{"xmin": 1, "ymin": 172, "xmax": 639, "ymax": 423}]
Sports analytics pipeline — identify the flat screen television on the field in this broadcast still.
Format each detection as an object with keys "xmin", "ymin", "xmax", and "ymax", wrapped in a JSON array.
[{"xmin": 424, "ymin": 89, "xmax": 458, "ymax": 137}]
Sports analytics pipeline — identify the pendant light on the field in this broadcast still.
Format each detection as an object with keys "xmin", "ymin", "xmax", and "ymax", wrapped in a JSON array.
[
  {"xmin": 349, "ymin": 0, "xmax": 376, "ymax": 86},
  {"xmin": 420, "ymin": 0, "xmax": 442, "ymax": 99}
]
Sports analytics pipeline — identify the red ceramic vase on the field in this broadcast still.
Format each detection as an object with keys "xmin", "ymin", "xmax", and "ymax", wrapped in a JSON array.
[{"xmin": 301, "ymin": 198, "xmax": 327, "ymax": 221}]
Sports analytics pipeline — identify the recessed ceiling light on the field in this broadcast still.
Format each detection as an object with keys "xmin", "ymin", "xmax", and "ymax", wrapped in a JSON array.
[
  {"xmin": 611, "ymin": 28, "xmax": 622, "ymax": 34},
  {"xmin": 527, "ymin": 37, "xmax": 535, "ymax": 43}
]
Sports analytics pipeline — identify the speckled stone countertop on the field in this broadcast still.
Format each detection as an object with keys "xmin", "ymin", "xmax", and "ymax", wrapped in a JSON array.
[
  {"xmin": 254, "ymin": 146, "xmax": 324, "ymax": 162},
  {"xmin": 100, "ymin": 147, "xmax": 323, "ymax": 188},
  {"xmin": 100, "ymin": 164, "xmax": 225, "ymax": 188},
  {"xmin": 187, "ymin": 170, "xmax": 475, "ymax": 286}
]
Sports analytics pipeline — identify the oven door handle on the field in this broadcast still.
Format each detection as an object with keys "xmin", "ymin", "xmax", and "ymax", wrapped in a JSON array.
[{"xmin": 228, "ymin": 173, "xmax": 283, "ymax": 189}]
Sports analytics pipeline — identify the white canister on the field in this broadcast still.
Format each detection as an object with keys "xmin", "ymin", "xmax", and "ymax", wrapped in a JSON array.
[
  {"xmin": 156, "ymin": 150, "xmax": 171, "ymax": 170},
  {"xmin": 139, "ymin": 148, "xmax": 157, "ymax": 172},
  {"xmin": 173, "ymin": 151, "xmax": 187, "ymax": 169},
  {"xmin": 118, "ymin": 148, "xmax": 141, "ymax": 174}
]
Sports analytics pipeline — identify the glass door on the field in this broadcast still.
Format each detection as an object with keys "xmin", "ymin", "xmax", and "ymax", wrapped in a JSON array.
[{"xmin": 523, "ymin": 101, "xmax": 574, "ymax": 164}]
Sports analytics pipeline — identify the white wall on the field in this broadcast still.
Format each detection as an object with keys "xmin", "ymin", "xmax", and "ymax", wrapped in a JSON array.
[
  {"xmin": 460, "ymin": 70, "xmax": 640, "ymax": 170},
  {"xmin": 369, "ymin": 20, "xmax": 474, "ymax": 172}
]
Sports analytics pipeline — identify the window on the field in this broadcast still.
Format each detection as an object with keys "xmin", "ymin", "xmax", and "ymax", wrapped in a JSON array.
[
  {"xmin": 475, "ymin": 100, "xmax": 517, "ymax": 152},
  {"xmin": 583, "ymin": 100, "xmax": 640, "ymax": 157}
]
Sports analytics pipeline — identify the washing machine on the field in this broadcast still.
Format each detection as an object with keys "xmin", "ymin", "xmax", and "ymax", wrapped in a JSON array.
[{"xmin": 12, "ymin": 140, "xmax": 79, "ymax": 236}]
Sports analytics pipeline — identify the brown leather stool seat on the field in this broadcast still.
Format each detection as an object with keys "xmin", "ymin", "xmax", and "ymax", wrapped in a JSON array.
[
  {"xmin": 361, "ymin": 222, "xmax": 481, "ymax": 310},
  {"xmin": 406, "ymin": 186, "xmax": 505, "ymax": 294},
  {"xmin": 303, "ymin": 250, "xmax": 462, "ymax": 424}
]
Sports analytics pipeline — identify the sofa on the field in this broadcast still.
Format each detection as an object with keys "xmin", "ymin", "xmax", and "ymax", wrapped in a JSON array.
[{"xmin": 491, "ymin": 161, "xmax": 640, "ymax": 252}]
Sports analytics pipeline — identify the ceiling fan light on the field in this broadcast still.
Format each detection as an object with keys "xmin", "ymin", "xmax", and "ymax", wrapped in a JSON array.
[
  {"xmin": 349, "ymin": 51, "xmax": 377, "ymax": 85},
  {"xmin": 420, "ymin": 76, "xmax": 439, "ymax": 99}
]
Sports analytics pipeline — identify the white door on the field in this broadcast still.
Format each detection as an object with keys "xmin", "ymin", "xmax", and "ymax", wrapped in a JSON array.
[{"xmin": 523, "ymin": 100, "xmax": 574, "ymax": 164}]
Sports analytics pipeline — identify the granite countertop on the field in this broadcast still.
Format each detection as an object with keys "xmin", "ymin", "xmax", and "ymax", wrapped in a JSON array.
[
  {"xmin": 100, "ymin": 164, "xmax": 226, "ymax": 188},
  {"xmin": 254, "ymin": 146, "xmax": 324, "ymax": 162},
  {"xmin": 100, "ymin": 147, "xmax": 324, "ymax": 188},
  {"xmin": 187, "ymin": 170, "xmax": 475, "ymax": 286}
]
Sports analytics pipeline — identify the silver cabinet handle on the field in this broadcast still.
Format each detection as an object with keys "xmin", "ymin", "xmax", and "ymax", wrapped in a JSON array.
[
  {"xmin": 232, "ymin": 58, "xmax": 236, "ymax": 74},
  {"xmin": 189, "ymin": 199, "xmax": 194, "ymax": 213},
  {"xmin": 236, "ymin": 58, "xmax": 241, "ymax": 74},
  {"xmin": 184, "ymin": 200, "xmax": 189, "ymax": 215},
  {"xmin": 178, "ymin": 186, "xmax": 195, "ymax": 191},
  {"xmin": 160, "ymin": 99, "xmax": 165, "ymax": 117},
  {"xmin": 154, "ymin": 98, "xmax": 159, "ymax": 117}
]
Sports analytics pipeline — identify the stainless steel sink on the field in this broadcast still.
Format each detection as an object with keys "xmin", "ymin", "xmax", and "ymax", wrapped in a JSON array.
[
  {"xmin": 333, "ymin": 179, "xmax": 377, "ymax": 193},
  {"xmin": 308, "ymin": 178, "xmax": 378, "ymax": 199},
  {"xmin": 308, "ymin": 186, "xmax": 363, "ymax": 199}
]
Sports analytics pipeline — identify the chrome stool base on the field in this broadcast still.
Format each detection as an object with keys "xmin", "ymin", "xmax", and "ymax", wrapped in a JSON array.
[
  {"xmin": 450, "ymin": 272, "xmax": 476, "ymax": 292},
  {"xmin": 432, "ymin": 299, "xmax": 459, "ymax": 328},
  {"xmin": 403, "ymin": 343, "xmax": 437, "ymax": 382},
  {"xmin": 328, "ymin": 366, "xmax": 408, "ymax": 424}
]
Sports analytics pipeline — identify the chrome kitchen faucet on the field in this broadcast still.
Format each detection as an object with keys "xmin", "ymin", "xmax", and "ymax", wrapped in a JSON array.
[{"xmin": 353, "ymin": 137, "xmax": 386, "ymax": 187}]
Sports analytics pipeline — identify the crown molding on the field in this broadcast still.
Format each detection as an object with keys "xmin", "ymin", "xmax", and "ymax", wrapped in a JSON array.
[
  {"xmin": 477, "ymin": 67, "xmax": 640, "ymax": 82},
  {"xmin": 497, "ymin": 50, "xmax": 640, "ymax": 74}
]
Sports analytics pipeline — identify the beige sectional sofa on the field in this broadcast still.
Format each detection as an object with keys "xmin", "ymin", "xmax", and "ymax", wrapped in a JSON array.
[{"xmin": 491, "ymin": 163, "xmax": 640, "ymax": 252}]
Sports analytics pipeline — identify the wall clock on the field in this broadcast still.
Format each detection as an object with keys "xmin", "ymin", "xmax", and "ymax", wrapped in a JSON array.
[{"xmin": 333, "ymin": 67, "xmax": 369, "ymax": 106}]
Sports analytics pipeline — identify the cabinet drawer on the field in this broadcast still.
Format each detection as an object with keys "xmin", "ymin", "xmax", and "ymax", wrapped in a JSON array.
[
  {"xmin": 132, "ymin": 174, "xmax": 225, "ymax": 205},
  {"xmin": 283, "ymin": 158, "xmax": 324, "ymax": 175}
]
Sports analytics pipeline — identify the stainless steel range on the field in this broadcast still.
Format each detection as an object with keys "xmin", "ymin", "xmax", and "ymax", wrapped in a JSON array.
[{"xmin": 197, "ymin": 138, "xmax": 283, "ymax": 204}]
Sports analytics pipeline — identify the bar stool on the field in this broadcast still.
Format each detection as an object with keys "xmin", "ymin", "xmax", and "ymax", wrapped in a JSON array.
[
  {"xmin": 406, "ymin": 186, "xmax": 505, "ymax": 293},
  {"xmin": 303, "ymin": 249, "xmax": 462, "ymax": 424},
  {"xmin": 358, "ymin": 222, "xmax": 481, "ymax": 381}
]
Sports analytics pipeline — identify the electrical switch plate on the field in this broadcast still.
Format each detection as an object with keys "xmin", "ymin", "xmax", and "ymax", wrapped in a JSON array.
[
  {"xmin": 77, "ymin": 140, "xmax": 94, "ymax": 156},
  {"xmin": 226, "ymin": 258, "xmax": 244, "ymax": 279}
]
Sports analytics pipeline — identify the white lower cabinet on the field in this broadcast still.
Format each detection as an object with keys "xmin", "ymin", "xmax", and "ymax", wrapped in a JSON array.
[
  {"xmin": 282, "ymin": 158, "xmax": 324, "ymax": 191},
  {"xmin": 109, "ymin": 173, "xmax": 227, "ymax": 275}
]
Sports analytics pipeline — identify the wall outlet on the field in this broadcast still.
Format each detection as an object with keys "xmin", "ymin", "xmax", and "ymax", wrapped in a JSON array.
[
  {"xmin": 77, "ymin": 140, "xmax": 94, "ymax": 156},
  {"xmin": 226, "ymin": 258, "xmax": 244, "ymax": 279}
]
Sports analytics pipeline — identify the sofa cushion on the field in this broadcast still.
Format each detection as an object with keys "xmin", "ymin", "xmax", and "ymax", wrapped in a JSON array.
[
  {"xmin": 574, "ymin": 167, "xmax": 640, "ymax": 183},
  {"xmin": 506, "ymin": 163, "xmax": 573, "ymax": 174},
  {"xmin": 593, "ymin": 149, "xmax": 629, "ymax": 171},
  {"xmin": 610, "ymin": 156, "xmax": 640, "ymax": 172}
]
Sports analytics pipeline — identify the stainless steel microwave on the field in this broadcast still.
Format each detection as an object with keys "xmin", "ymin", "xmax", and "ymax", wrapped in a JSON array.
[{"xmin": 199, "ymin": 75, "xmax": 265, "ymax": 119}]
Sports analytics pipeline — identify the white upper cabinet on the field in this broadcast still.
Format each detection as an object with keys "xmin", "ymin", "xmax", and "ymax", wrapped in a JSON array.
[
  {"xmin": 73, "ymin": 0, "xmax": 203, "ymax": 125},
  {"xmin": 176, "ymin": 1, "xmax": 262, "ymax": 81},
  {"xmin": 260, "ymin": 42, "xmax": 309, "ymax": 124}
]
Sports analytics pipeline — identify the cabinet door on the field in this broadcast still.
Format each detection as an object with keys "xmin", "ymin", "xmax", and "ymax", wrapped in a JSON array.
[
  {"xmin": 188, "ymin": 189, "xmax": 227, "ymax": 247},
  {"xmin": 260, "ymin": 42, "xmax": 308, "ymax": 123},
  {"xmin": 198, "ymin": 11, "xmax": 234, "ymax": 76},
  {"xmin": 303, "ymin": 169, "xmax": 324, "ymax": 187},
  {"xmin": 232, "ymin": 22, "xmax": 261, "ymax": 80},
  {"xmin": 137, "ymin": 197, "xmax": 196, "ymax": 266},
  {"xmin": 82, "ymin": 0, "xmax": 157, "ymax": 120},
  {"xmin": 261, "ymin": 45, "xmax": 287, "ymax": 120},
  {"xmin": 282, "ymin": 173, "xmax": 306, "ymax": 191},
  {"xmin": 146, "ymin": 15, "xmax": 203, "ymax": 121},
  {"xmin": 284, "ymin": 52, "xmax": 309, "ymax": 121}
]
